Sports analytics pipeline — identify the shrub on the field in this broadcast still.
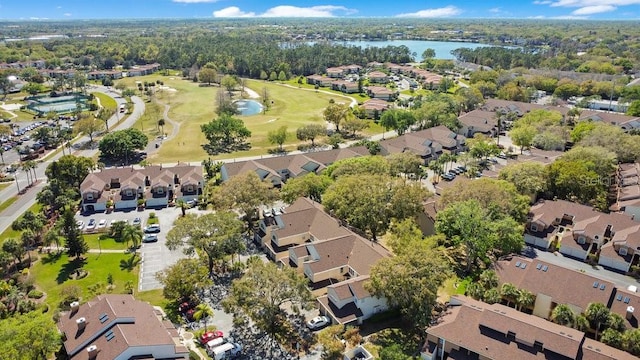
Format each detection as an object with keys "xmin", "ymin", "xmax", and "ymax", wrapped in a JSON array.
[
  {"xmin": 27, "ymin": 289, "xmax": 44, "ymax": 299},
  {"xmin": 189, "ymin": 350, "xmax": 199, "ymax": 360}
]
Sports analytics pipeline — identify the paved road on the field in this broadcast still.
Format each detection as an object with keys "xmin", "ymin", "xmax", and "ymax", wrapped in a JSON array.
[
  {"xmin": 0, "ymin": 88, "xmax": 145, "ymax": 234},
  {"xmin": 523, "ymin": 246, "xmax": 640, "ymax": 289}
]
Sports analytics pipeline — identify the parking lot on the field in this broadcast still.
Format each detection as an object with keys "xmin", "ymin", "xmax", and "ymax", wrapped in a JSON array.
[{"xmin": 76, "ymin": 206, "xmax": 204, "ymax": 291}]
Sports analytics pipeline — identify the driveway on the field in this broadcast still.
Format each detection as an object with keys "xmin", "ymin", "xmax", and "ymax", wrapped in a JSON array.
[{"xmin": 76, "ymin": 205, "xmax": 199, "ymax": 291}]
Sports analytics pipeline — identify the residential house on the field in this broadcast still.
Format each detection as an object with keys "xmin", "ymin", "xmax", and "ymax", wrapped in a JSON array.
[
  {"xmin": 87, "ymin": 70, "xmax": 123, "ymax": 80},
  {"xmin": 608, "ymin": 287, "xmax": 639, "ymax": 330},
  {"xmin": 457, "ymin": 109, "xmax": 499, "ymax": 138},
  {"xmin": 495, "ymin": 256, "xmax": 615, "ymax": 319},
  {"xmin": 343, "ymin": 64, "xmax": 362, "ymax": 74},
  {"xmin": 413, "ymin": 69, "xmax": 443, "ymax": 88},
  {"xmin": 579, "ymin": 111, "xmax": 640, "ymax": 132},
  {"xmin": 255, "ymin": 197, "xmax": 351, "ymax": 262},
  {"xmin": 306, "ymin": 75, "xmax": 334, "ymax": 87},
  {"xmin": 219, "ymin": 148, "xmax": 366, "ymax": 186},
  {"xmin": 125, "ymin": 63, "xmax": 161, "ymax": 77},
  {"xmin": 367, "ymin": 71, "xmax": 388, "ymax": 84},
  {"xmin": 39, "ymin": 68, "xmax": 76, "ymax": 79},
  {"xmin": 525, "ymin": 199, "xmax": 639, "ymax": 270},
  {"xmin": 326, "ymin": 67, "xmax": 346, "ymax": 78},
  {"xmin": 482, "ymin": 98, "xmax": 569, "ymax": 118},
  {"xmin": 421, "ymin": 295, "xmax": 636, "ymax": 360},
  {"xmin": 598, "ymin": 222, "xmax": 640, "ymax": 272},
  {"xmin": 385, "ymin": 63, "xmax": 403, "ymax": 74},
  {"xmin": 80, "ymin": 165, "xmax": 203, "ymax": 213},
  {"xmin": 378, "ymin": 125, "xmax": 466, "ymax": 164},
  {"xmin": 611, "ymin": 163, "xmax": 640, "ymax": 220},
  {"xmin": 331, "ymin": 80, "xmax": 360, "ymax": 94},
  {"xmin": 318, "ymin": 275, "xmax": 388, "ymax": 325},
  {"xmin": 365, "ymin": 86, "xmax": 396, "ymax": 101},
  {"xmin": 57, "ymin": 294, "xmax": 189, "ymax": 360},
  {"xmin": 361, "ymin": 99, "xmax": 391, "ymax": 118},
  {"xmin": 367, "ymin": 61, "xmax": 384, "ymax": 69},
  {"xmin": 0, "ymin": 59, "xmax": 46, "ymax": 69},
  {"xmin": 288, "ymin": 233, "xmax": 391, "ymax": 292}
]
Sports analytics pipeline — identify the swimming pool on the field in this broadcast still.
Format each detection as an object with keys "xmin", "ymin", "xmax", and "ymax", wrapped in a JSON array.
[{"xmin": 235, "ymin": 99, "xmax": 263, "ymax": 116}]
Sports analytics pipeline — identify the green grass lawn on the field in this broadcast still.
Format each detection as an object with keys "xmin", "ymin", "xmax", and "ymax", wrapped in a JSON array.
[
  {"xmin": 0, "ymin": 182, "xmax": 10, "ymax": 191},
  {"xmin": 115, "ymin": 75, "xmax": 384, "ymax": 163},
  {"xmin": 93, "ymin": 92, "xmax": 117, "ymax": 111},
  {"xmin": 30, "ymin": 252, "xmax": 139, "ymax": 308},
  {"xmin": 0, "ymin": 203, "xmax": 42, "ymax": 242},
  {"xmin": 0, "ymin": 196, "xmax": 18, "ymax": 213},
  {"xmin": 136, "ymin": 288, "xmax": 167, "ymax": 307},
  {"xmin": 83, "ymin": 233, "xmax": 129, "ymax": 250}
]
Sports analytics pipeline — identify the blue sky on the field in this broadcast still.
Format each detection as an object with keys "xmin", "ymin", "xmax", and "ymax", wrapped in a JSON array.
[{"xmin": 1, "ymin": 0, "xmax": 638, "ymax": 20}]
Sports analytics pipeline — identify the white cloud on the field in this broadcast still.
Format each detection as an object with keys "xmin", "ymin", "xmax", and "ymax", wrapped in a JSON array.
[
  {"xmin": 395, "ymin": 6, "xmax": 461, "ymax": 18},
  {"xmin": 213, "ymin": 5, "xmax": 356, "ymax": 18},
  {"xmin": 213, "ymin": 6, "xmax": 255, "ymax": 17},
  {"xmin": 174, "ymin": 0, "xmax": 219, "ymax": 3},
  {"xmin": 63, "ymin": 12, "xmax": 72, "ymax": 16},
  {"xmin": 547, "ymin": 0, "xmax": 640, "ymax": 6},
  {"xmin": 572, "ymin": 4, "xmax": 616, "ymax": 14},
  {"xmin": 489, "ymin": 7, "xmax": 502, "ymax": 13}
]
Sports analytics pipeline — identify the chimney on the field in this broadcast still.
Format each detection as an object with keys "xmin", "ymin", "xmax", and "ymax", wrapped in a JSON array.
[
  {"xmin": 86, "ymin": 345, "xmax": 98, "ymax": 359},
  {"xmin": 70, "ymin": 301, "xmax": 80, "ymax": 314},
  {"xmin": 626, "ymin": 306, "xmax": 635, "ymax": 320},
  {"xmin": 76, "ymin": 317, "xmax": 87, "ymax": 330}
]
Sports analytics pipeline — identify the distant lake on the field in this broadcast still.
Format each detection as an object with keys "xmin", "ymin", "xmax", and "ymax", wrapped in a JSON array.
[{"xmin": 332, "ymin": 40, "xmax": 498, "ymax": 60}]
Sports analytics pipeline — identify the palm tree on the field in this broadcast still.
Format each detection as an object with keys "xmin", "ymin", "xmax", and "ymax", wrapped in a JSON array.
[
  {"xmin": 44, "ymin": 229, "xmax": 62, "ymax": 252},
  {"xmin": 516, "ymin": 289, "xmax": 535, "ymax": 311},
  {"xmin": 479, "ymin": 270, "xmax": 499, "ymax": 290},
  {"xmin": 158, "ymin": 118, "xmax": 165, "ymax": 135},
  {"xmin": 551, "ymin": 304, "xmax": 576, "ymax": 327},
  {"xmin": 484, "ymin": 288, "xmax": 502, "ymax": 305},
  {"xmin": 193, "ymin": 303, "xmax": 214, "ymax": 331},
  {"xmin": 466, "ymin": 282, "xmax": 485, "ymax": 301},
  {"xmin": 500, "ymin": 282, "xmax": 518, "ymax": 307},
  {"xmin": 585, "ymin": 302, "xmax": 610, "ymax": 340},
  {"xmin": 175, "ymin": 198, "xmax": 187, "ymax": 217},
  {"xmin": 607, "ymin": 312, "xmax": 627, "ymax": 333},
  {"xmin": 574, "ymin": 315, "xmax": 590, "ymax": 331},
  {"xmin": 25, "ymin": 160, "xmax": 37, "ymax": 183},
  {"xmin": 122, "ymin": 224, "xmax": 143, "ymax": 251}
]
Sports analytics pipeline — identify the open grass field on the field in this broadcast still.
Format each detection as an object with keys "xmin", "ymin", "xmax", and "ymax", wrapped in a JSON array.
[
  {"xmin": 93, "ymin": 91, "xmax": 117, "ymax": 111},
  {"xmin": 30, "ymin": 252, "xmax": 139, "ymax": 308},
  {"xmin": 115, "ymin": 75, "xmax": 384, "ymax": 163},
  {"xmin": 83, "ymin": 233, "xmax": 129, "ymax": 251}
]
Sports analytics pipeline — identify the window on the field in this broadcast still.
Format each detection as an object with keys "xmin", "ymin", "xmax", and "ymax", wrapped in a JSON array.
[
  {"xmin": 577, "ymin": 236, "xmax": 586, "ymax": 245},
  {"xmin": 125, "ymin": 190, "xmax": 132, "ymax": 197},
  {"xmin": 156, "ymin": 187, "xmax": 164, "ymax": 194},
  {"xmin": 620, "ymin": 247, "xmax": 628, "ymax": 256},
  {"xmin": 530, "ymin": 223, "xmax": 538, "ymax": 232},
  {"xmin": 85, "ymin": 193, "xmax": 94, "ymax": 200}
]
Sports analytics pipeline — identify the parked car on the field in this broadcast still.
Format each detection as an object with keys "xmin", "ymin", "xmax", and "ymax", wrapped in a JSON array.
[
  {"xmin": 76, "ymin": 220, "xmax": 84, "ymax": 230},
  {"xmin": 132, "ymin": 217, "xmax": 142, "ymax": 226},
  {"xmin": 307, "ymin": 316, "xmax": 330, "ymax": 330},
  {"xmin": 97, "ymin": 219, "xmax": 107, "ymax": 228},
  {"xmin": 210, "ymin": 342, "xmax": 242, "ymax": 360},
  {"xmin": 200, "ymin": 330, "xmax": 224, "ymax": 345},
  {"xmin": 144, "ymin": 224, "xmax": 161, "ymax": 233},
  {"xmin": 86, "ymin": 219, "xmax": 96, "ymax": 230},
  {"xmin": 142, "ymin": 234, "xmax": 158, "ymax": 243}
]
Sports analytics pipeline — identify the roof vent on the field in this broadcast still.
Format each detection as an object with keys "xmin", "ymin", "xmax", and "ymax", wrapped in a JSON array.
[
  {"xmin": 542, "ymin": 265, "xmax": 548, "ymax": 272},
  {"xmin": 76, "ymin": 317, "xmax": 87, "ymax": 330},
  {"xmin": 87, "ymin": 345, "xmax": 98, "ymax": 359},
  {"xmin": 70, "ymin": 301, "xmax": 80, "ymax": 313},
  {"xmin": 593, "ymin": 281, "xmax": 599, "ymax": 288},
  {"xmin": 626, "ymin": 306, "xmax": 635, "ymax": 320}
]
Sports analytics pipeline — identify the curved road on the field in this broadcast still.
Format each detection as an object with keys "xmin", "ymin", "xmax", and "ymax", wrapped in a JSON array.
[{"xmin": 0, "ymin": 87, "xmax": 145, "ymax": 234}]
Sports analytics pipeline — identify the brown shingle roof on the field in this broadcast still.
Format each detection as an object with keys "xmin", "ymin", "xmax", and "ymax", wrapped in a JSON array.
[
  {"xmin": 302, "ymin": 234, "xmax": 390, "ymax": 275},
  {"xmin": 425, "ymin": 295, "xmax": 636, "ymax": 360},
  {"xmin": 495, "ymin": 256, "xmax": 615, "ymax": 312},
  {"xmin": 58, "ymin": 294, "xmax": 187, "ymax": 360},
  {"xmin": 275, "ymin": 207, "xmax": 351, "ymax": 240}
]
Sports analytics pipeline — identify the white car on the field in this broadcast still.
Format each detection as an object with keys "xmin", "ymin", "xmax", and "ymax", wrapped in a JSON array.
[
  {"xmin": 97, "ymin": 219, "xmax": 107, "ymax": 229},
  {"xmin": 86, "ymin": 219, "xmax": 96, "ymax": 230},
  {"xmin": 307, "ymin": 316, "xmax": 330, "ymax": 330},
  {"xmin": 76, "ymin": 220, "xmax": 84, "ymax": 230}
]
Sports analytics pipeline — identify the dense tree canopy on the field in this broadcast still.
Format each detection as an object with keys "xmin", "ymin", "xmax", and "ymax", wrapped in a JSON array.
[
  {"xmin": 98, "ymin": 128, "xmax": 148, "ymax": 161},
  {"xmin": 0, "ymin": 311, "xmax": 60, "ymax": 360},
  {"xmin": 156, "ymin": 258, "xmax": 212, "ymax": 302},
  {"xmin": 323, "ymin": 174, "xmax": 430, "ymax": 240},
  {"xmin": 201, "ymin": 113, "xmax": 251, "ymax": 154}
]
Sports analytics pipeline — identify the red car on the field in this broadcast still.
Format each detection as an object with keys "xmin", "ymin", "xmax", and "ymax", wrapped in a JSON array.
[{"xmin": 200, "ymin": 330, "xmax": 224, "ymax": 345}]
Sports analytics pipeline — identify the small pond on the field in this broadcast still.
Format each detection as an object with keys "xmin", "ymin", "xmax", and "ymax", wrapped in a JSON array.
[{"xmin": 235, "ymin": 99, "xmax": 263, "ymax": 116}]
